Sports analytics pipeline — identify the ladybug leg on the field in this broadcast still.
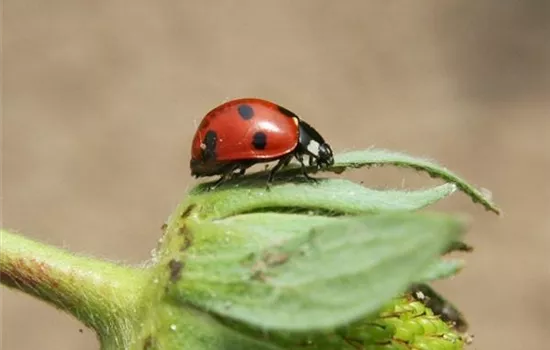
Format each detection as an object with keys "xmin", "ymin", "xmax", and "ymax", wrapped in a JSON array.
[
  {"xmin": 232, "ymin": 161, "xmax": 255, "ymax": 178},
  {"xmin": 236, "ymin": 162, "xmax": 254, "ymax": 177},
  {"xmin": 210, "ymin": 173, "xmax": 231, "ymax": 190},
  {"xmin": 282, "ymin": 156, "xmax": 293, "ymax": 168},
  {"xmin": 227, "ymin": 166, "xmax": 246, "ymax": 179},
  {"xmin": 236, "ymin": 167, "xmax": 247, "ymax": 176},
  {"xmin": 296, "ymin": 154, "xmax": 319, "ymax": 183},
  {"xmin": 209, "ymin": 164, "xmax": 239, "ymax": 190},
  {"xmin": 266, "ymin": 154, "xmax": 293, "ymax": 188}
]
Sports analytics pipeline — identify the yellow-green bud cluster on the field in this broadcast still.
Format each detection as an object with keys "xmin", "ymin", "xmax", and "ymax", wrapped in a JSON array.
[{"xmin": 342, "ymin": 295, "xmax": 467, "ymax": 349}]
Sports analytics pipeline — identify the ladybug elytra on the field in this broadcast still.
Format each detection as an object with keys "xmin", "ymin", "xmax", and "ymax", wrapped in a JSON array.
[{"xmin": 190, "ymin": 98, "xmax": 334, "ymax": 188}]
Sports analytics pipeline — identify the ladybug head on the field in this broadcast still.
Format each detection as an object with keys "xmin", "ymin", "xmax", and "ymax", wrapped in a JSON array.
[
  {"xmin": 297, "ymin": 120, "xmax": 334, "ymax": 168},
  {"xmin": 317, "ymin": 142, "xmax": 334, "ymax": 167}
]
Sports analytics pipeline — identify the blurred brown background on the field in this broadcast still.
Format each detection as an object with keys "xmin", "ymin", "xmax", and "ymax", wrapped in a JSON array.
[{"xmin": 3, "ymin": 1, "xmax": 549, "ymax": 349}]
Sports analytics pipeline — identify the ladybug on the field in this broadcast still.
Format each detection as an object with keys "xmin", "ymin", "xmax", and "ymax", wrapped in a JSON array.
[{"xmin": 190, "ymin": 98, "xmax": 334, "ymax": 188}]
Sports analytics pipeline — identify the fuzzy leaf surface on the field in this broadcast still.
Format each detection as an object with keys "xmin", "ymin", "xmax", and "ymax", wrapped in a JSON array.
[
  {"xmin": 416, "ymin": 259, "xmax": 465, "ymax": 282},
  {"xmin": 167, "ymin": 212, "xmax": 464, "ymax": 331},
  {"xmin": 230, "ymin": 149, "xmax": 499, "ymax": 214},
  {"xmin": 331, "ymin": 149, "xmax": 500, "ymax": 214},
  {"xmin": 188, "ymin": 179, "xmax": 456, "ymax": 219}
]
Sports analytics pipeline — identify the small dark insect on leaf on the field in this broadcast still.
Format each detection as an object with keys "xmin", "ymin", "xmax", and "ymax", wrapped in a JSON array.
[
  {"xmin": 180, "ymin": 204, "xmax": 197, "ymax": 219},
  {"xmin": 409, "ymin": 283, "xmax": 468, "ymax": 332},
  {"xmin": 168, "ymin": 259, "xmax": 184, "ymax": 283}
]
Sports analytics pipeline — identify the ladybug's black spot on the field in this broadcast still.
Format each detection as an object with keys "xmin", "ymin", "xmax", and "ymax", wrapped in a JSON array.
[
  {"xmin": 238, "ymin": 104, "xmax": 254, "ymax": 120},
  {"xmin": 277, "ymin": 105, "xmax": 300, "ymax": 119},
  {"xmin": 252, "ymin": 131, "xmax": 267, "ymax": 150},
  {"xmin": 201, "ymin": 130, "xmax": 217, "ymax": 161}
]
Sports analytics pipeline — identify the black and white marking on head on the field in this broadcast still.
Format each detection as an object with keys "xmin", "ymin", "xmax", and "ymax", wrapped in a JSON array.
[
  {"xmin": 201, "ymin": 130, "xmax": 217, "ymax": 160},
  {"xmin": 305, "ymin": 138, "xmax": 321, "ymax": 156},
  {"xmin": 298, "ymin": 120, "xmax": 325, "ymax": 156},
  {"xmin": 252, "ymin": 131, "xmax": 267, "ymax": 150},
  {"xmin": 296, "ymin": 119, "xmax": 334, "ymax": 166},
  {"xmin": 238, "ymin": 104, "xmax": 254, "ymax": 120}
]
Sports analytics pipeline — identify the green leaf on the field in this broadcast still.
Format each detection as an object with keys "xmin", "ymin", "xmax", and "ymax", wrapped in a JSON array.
[
  {"xmin": 416, "ymin": 259, "xmax": 465, "ymax": 282},
  {"xmin": 223, "ymin": 149, "xmax": 500, "ymax": 215},
  {"xmin": 188, "ymin": 179, "xmax": 456, "ymax": 219},
  {"xmin": 331, "ymin": 149, "xmax": 500, "ymax": 215},
  {"xmin": 136, "ymin": 304, "xmax": 286, "ymax": 350},
  {"xmin": 167, "ymin": 212, "xmax": 464, "ymax": 331}
]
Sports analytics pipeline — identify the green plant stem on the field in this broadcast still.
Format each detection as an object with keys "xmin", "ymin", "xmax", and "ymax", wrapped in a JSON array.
[{"xmin": 0, "ymin": 229, "xmax": 150, "ymax": 338}]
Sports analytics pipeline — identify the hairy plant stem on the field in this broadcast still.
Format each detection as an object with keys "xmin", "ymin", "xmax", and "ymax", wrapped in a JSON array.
[{"xmin": 0, "ymin": 229, "xmax": 150, "ymax": 344}]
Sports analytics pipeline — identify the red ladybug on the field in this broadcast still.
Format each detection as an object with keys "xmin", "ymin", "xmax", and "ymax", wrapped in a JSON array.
[{"xmin": 190, "ymin": 98, "xmax": 334, "ymax": 188}]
